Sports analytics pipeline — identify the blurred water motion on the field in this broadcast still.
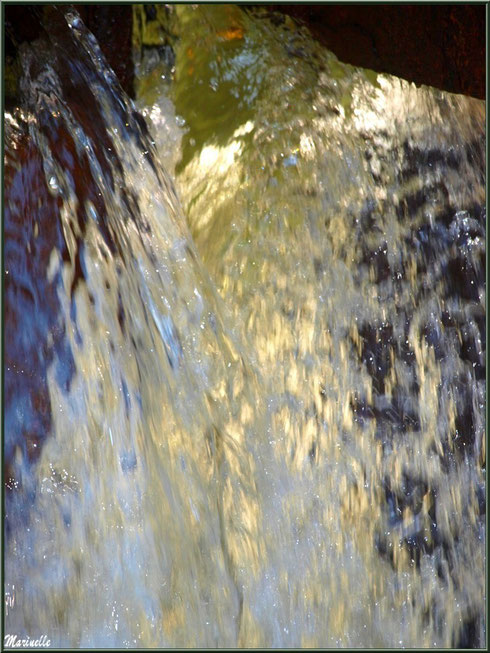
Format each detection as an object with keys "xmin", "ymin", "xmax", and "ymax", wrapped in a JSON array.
[{"xmin": 4, "ymin": 5, "xmax": 485, "ymax": 648}]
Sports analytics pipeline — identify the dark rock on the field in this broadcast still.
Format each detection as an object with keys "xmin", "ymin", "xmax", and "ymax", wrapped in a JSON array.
[{"xmin": 251, "ymin": 4, "xmax": 485, "ymax": 99}]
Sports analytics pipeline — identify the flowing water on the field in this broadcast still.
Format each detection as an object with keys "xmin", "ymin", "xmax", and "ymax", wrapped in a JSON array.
[{"xmin": 4, "ymin": 5, "xmax": 486, "ymax": 648}]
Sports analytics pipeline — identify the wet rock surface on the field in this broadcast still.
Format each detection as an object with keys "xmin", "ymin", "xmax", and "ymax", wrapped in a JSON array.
[{"xmin": 263, "ymin": 4, "xmax": 485, "ymax": 99}]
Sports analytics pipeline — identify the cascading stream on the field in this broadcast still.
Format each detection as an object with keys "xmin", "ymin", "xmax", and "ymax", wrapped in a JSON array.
[{"xmin": 4, "ymin": 5, "xmax": 485, "ymax": 648}]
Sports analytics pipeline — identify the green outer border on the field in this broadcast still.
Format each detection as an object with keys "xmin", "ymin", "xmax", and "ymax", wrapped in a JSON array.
[{"xmin": 0, "ymin": 1, "xmax": 488, "ymax": 650}]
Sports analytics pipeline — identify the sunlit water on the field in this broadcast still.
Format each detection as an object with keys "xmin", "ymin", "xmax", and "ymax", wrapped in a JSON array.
[{"xmin": 4, "ymin": 5, "xmax": 485, "ymax": 648}]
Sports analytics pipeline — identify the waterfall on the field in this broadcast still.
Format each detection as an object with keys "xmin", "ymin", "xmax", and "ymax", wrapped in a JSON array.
[{"xmin": 4, "ymin": 5, "xmax": 485, "ymax": 647}]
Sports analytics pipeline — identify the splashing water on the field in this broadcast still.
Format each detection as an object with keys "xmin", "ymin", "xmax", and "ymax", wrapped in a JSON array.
[{"xmin": 4, "ymin": 5, "xmax": 485, "ymax": 648}]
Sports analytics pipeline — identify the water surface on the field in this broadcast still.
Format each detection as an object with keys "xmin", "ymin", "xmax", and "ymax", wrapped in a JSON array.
[{"xmin": 4, "ymin": 5, "xmax": 485, "ymax": 648}]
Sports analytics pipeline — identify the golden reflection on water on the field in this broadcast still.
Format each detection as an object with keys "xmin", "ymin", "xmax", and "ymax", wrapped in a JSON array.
[
  {"xmin": 4, "ymin": 4, "xmax": 485, "ymax": 648},
  {"xmin": 138, "ymin": 4, "xmax": 484, "ymax": 647}
]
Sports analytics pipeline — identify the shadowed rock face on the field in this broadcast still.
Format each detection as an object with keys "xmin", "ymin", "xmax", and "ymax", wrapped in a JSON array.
[{"xmin": 262, "ymin": 4, "xmax": 485, "ymax": 99}]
